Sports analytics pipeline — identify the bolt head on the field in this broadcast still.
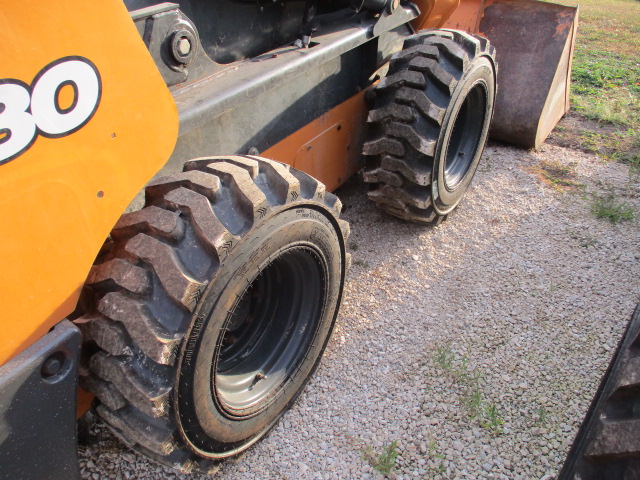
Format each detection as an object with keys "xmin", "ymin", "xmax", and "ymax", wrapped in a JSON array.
[
  {"xmin": 42, "ymin": 355, "xmax": 63, "ymax": 378},
  {"xmin": 177, "ymin": 37, "xmax": 191, "ymax": 56}
]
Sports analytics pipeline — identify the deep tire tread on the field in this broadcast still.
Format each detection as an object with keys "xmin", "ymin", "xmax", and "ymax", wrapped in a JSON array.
[
  {"xmin": 77, "ymin": 156, "xmax": 347, "ymax": 473},
  {"xmin": 86, "ymin": 258, "xmax": 151, "ymax": 296},
  {"xmin": 363, "ymin": 29, "xmax": 494, "ymax": 224},
  {"xmin": 90, "ymin": 351, "xmax": 172, "ymax": 419},
  {"xmin": 111, "ymin": 206, "xmax": 185, "ymax": 243},
  {"xmin": 162, "ymin": 186, "xmax": 236, "ymax": 259},
  {"xmin": 80, "ymin": 373, "xmax": 128, "ymax": 412},
  {"xmin": 76, "ymin": 314, "xmax": 134, "ymax": 358},
  {"xmin": 124, "ymin": 233, "xmax": 206, "ymax": 312},
  {"xmin": 97, "ymin": 292, "xmax": 182, "ymax": 364},
  {"xmin": 96, "ymin": 404, "xmax": 178, "ymax": 457}
]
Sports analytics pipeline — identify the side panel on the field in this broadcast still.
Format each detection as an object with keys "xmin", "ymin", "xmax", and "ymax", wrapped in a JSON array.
[
  {"xmin": 411, "ymin": 0, "xmax": 461, "ymax": 30},
  {"xmin": 0, "ymin": 1, "xmax": 179, "ymax": 365},
  {"xmin": 263, "ymin": 91, "xmax": 368, "ymax": 191},
  {"xmin": 145, "ymin": 10, "xmax": 415, "ymax": 208}
]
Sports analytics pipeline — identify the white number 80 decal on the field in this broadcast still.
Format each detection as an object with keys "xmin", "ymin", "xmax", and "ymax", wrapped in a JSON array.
[{"xmin": 0, "ymin": 56, "xmax": 101, "ymax": 165}]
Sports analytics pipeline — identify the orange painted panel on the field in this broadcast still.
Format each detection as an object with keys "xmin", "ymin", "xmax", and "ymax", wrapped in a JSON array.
[
  {"xmin": 412, "ymin": 0, "xmax": 461, "ymax": 30},
  {"xmin": 0, "ymin": 1, "xmax": 178, "ymax": 365},
  {"xmin": 263, "ymin": 91, "xmax": 368, "ymax": 191},
  {"xmin": 440, "ymin": 0, "xmax": 485, "ymax": 33}
]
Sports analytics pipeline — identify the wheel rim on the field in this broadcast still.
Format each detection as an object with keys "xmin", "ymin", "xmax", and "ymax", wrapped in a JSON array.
[
  {"xmin": 443, "ymin": 82, "xmax": 488, "ymax": 191},
  {"xmin": 214, "ymin": 246, "xmax": 325, "ymax": 416}
]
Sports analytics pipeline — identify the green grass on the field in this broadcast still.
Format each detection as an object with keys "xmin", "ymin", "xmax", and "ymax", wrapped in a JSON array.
[
  {"xmin": 434, "ymin": 343, "xmax": 455, "ymax": 372},
  {"xmin": 427, "ymin": 438, "xmax": 446, "ymax": 475},
  {"xmin": 591, "ymin": 194, "xmax": 635, "ymax": 223},
  {"xmin": 432, "ymin": 344, "xmax": 504, "ymax": 435},
  {"xmin": 571, "ymin": 51, "xmax": 639, "ymax": 126},
  {"xmin": 363, "ymin": 441, "xmax": 399, "ymax": 476},
  {"xmin": 463, "ymin": 383, "xmax": 484, "ymax": 419},
  {"xmin": 551, "ymin": 0, "xmax": 640, "ymax": 164},
  {"xmin": 535, "ymin": 406, "xmax": 549, "ymax": 427},
  {"xmin": 480, "ymin": 403, "xmax": 505, "ymax": 435}
]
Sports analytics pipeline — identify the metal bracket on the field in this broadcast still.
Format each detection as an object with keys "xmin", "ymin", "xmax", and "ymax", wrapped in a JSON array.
[
  {"xmin": 130, "ymin": 3, "xmax": 200, "ymax": 86},
  {"xmin": 372, "ymin": 1, "xmax": 419, "ymax": 37}
]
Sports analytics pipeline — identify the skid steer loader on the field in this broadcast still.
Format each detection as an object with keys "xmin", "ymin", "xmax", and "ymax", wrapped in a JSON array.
[{"xmin": 0, "ymin": 0, "xmax": 590, "ymax": 477}]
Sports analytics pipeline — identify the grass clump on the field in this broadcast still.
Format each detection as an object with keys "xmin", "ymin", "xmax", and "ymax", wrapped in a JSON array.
[
  {"xmin": 353, "ymin": 259, "xmax": 369, "ymax": 268},
  {"xmin": 480, "ymin": 403, "xmax": 505, "ymax": 435},
  {"xmin": 535, "ymin": 406, "xmax": 549, "ymax": 427},
  {"xmin": 591, "ymin": 194, "xmax": 635, "ymax": 223},
  {"xmin": 463, "ymin": 382, "xmax": 484, "ymax": 420},
  {"xmin": 540, "ymin": 160, "xmax": 581, "ymax": 189},
  {"xmin": 427, "ymin": 438, "xmax": 446, "ymax": 475},
  {"xmin": 363, "ymin": 441, "xmax": 399, "ymax": 476},
  {"xmin": 527, "ymin": 160, "xmax": 582, "ymax": 192},
  {"xmin": 434, "ymin": 343, "xmax": 455, "ymax": 372},
  {"xmin": 432, "ymin": 344, "xmax": 505, "ymax": 435}
]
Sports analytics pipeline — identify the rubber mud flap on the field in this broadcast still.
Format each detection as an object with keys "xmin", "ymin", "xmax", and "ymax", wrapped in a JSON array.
[{"xmin": 0, "ymin": 320, "xmax": 81, "ymax": 480}]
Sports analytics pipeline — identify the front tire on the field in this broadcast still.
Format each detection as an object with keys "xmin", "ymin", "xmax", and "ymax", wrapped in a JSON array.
[
  {"xmin": 75, "ymin": 156, "xmax": 349, "ymax": 472},
  {"xmin": 363, "ymin": 29, "xmax": 497, "ymax": 224}
]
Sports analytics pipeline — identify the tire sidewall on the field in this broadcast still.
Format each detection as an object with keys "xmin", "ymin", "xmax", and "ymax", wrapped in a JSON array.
[
  {"xmin": 174, "ymin": 204, "xmax": 344, "ymax": 459},
  {"xmin": 431, "ymin": 55, "xmax": 496, "ymax": 215}
]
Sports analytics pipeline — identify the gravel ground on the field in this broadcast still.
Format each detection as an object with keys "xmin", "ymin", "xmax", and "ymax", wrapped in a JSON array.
[{"xmin": 79, "ymin": 142, "xmax": 640, "ymax": 479}]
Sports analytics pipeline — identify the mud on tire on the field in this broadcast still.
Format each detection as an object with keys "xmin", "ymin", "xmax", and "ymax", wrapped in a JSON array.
[
  {"xmin": 75, "ymin": 156, "xmax": 350, "ymax": 473},
  {"xmin": 363, "ymin": 29, "xmax": 497, "ymax": 224}
]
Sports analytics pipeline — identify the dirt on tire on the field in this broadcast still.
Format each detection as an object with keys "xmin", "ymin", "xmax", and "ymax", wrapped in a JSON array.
[{"xmin": 74, "ymin": 155, "xmax": 349, "ymax": 473}]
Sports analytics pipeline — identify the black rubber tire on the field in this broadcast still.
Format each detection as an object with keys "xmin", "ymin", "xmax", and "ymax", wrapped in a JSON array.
[
  {"xmin": 363, "ymin": 29, "xmax": 497, "ymax": 224},
  {"xmin": 558, "ymin": 303, "xmax": 640, "ymax": 480},
  {"xmin": 74, "ymin": 156, "xmax": 350, "ymax": 473}
]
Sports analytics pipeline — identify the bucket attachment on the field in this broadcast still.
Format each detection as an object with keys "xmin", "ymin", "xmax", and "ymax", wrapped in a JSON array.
[{"xmin": 443, "ymin": 0, "xmax": 579, "ymax": 149}]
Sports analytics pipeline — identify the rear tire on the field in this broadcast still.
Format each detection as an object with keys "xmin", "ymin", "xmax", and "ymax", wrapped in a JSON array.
[
  {"xmin": 363, "ymin": 29, "xmax": 497, "ymax": 224},
  {"xmin": 75, "ymin": 156, "xmax": 349, "ymax": 472}
]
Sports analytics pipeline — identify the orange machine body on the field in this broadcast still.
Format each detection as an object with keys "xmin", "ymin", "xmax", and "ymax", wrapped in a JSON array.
[
  {"xmin": 412, "ymin": 0, "xmax": 462, "ymax": 30},
  {"xmin": 0, "ymin": 1, "xmax": 178, "ymax": 366}
]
